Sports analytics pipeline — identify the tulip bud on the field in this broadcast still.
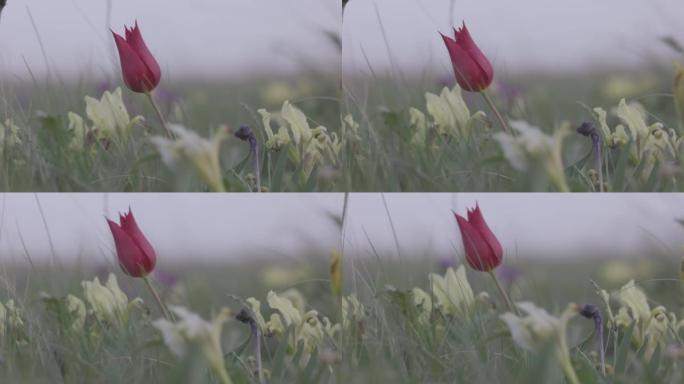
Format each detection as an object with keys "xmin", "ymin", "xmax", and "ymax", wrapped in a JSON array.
[
  {"xmin": 441, "ymin": 22, "xmax": 493, "ymax": 92},
  {"xmin": 454, "ymin": 203, "xmax": 502, "ymax": 272},
  {"xmin": 111, "ymin": 21, "xmax": 161, "ymax": 93},
  {"xmin": 106, "ymin": 208, "xmax": 157, "ymax": 277}
]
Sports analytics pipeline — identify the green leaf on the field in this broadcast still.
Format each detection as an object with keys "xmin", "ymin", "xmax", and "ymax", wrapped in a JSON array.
[
  {"xmin": 615, "ymin": 321, "xmax": 636, "ymax": 374},
  {"xmin": 270, "ymin": 149, "xmax": 289, "ymax": 192},
  {"xmin": 611, "ymin": 145, "xmax": 631, "ymax": 192},
  {"xmin": 271, "ymin": 326, "xmax": 293, "ymax": 378}
]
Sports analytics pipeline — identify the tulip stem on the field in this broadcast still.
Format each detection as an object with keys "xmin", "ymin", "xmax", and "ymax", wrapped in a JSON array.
[
  {"xmin": 145, "ymin": 91, "xmax": 173, "ymax": 138},
  {"xmin": 488, "ymin": 271, "xmax": 519, "ymax": 316},
  {"xmin": 480, "ymin": 91, "xmax": 511, "ymax": 134},
  {"xmin": 142, "ymin": 276, "xmax": 174, "ymax": 322}
]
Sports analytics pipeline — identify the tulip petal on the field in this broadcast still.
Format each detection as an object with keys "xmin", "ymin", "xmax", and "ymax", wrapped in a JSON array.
[
  {"xmin": 455, "ymin": 213, "xmax": 498, "ymax": 271},
  {"xmin": 112, "ymin": 31, "xmax": 154, "ymax": 93},
  {"xmin": 453, "ymin": 23, "xmax": 478, "ymax": 55},
  {"xmin": 119, "ymin": 209, "xmax": 157, "ymax": 269},
  {"xmin": 125, "ymin": 22, "xmax": 161, "ymax": 88},
  {"xmin": 441, "ymin": 23, "xmax": 493, "ymax": 92},
  {"xmin": 454, "ymin": 24, "xmax": 493, "ymax": 86},
  {"xmin": 445, "ymin": 40, "xmax": 487, "ymax": 92},
  {"xmin": 107, "ymin": 218, "xmax": 154, "ymax": 277},
  {"xmin": 466, "ymin": 203, "xmax": 503, "ymax": 261}
]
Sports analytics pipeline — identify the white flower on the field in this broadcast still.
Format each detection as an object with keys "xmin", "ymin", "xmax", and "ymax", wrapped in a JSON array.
[
  {"xmin": 153, "ymin": 306, "xmax": 233, "ymax": 384},
  {"xmin": 594, "ymin": 99, "xmax": 680, "ymax": 177},
  {"xmin": 609, "ymin": 280, "xmax": 679, "ymax": 356},
  {"xmin": 425, "ymin": 86, "xmax": 486, "ymax": 139},
  {"xmin": 500, "ymin": 302, "xmax": 580, "ymax": 384},
  {"xmin": 150, "ymin": 124, "xmax": 227, "ymax": 192},
  {"xmin": 247, "ymin": 289, "xmax": 340, "ymax": 357},
  {"xmin": 81, "ymin": 274, "xmax": 142, "ymax": 324},
  {"xmin": 84, "ymin": 87, "xmax": 143, "ymax": 140},
  {"xmin": 495, "ymin": 120, "xmax": 570, "ymax": 191},
  {"xmin": 500, "ymin": 302, "xmax": 569, "ymax": 352},
  {"xmin": 613, "ymin": 280, "xmax": 650, "ymax": 325},
  {"xmin": 259, "ymin": 108, "xmax": 290, "ymax": 151},
  {"xmin": 410, "ymin": 288, "xmax": 433, "ymax": 325},
  {"xmin": 65, "ymin": 294, "xmax": 87, "ymax": 333},
  {"xmin": 429, "ymin": 266, "xmax": 475, "ymax": 318},
  {"xmin": 267, "ymin": 290, "xmax": 303, "ymax": 327},
  {"xmin": 258, "ymin": 101, "xmax": 341, "ymax": 178}
]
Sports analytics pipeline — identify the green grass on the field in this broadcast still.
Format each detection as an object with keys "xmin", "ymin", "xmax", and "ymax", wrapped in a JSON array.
[
  {"xmin": 341, "ymin": 255, "xmax": 684, "ymax": 383},
  {"xmin": 1, "ymin": 241, "xmax": 683, "ymax": 383},
  {"xmin": 342, "ymin": 65, "xmax": 684, "ymax": 192},
  {"xmin": 5, "ymin": 63, "xmax": 684, "ymax": 192},
  {"xmin": 0, "ymin": 74, "xmax": 340, "ymax": 192},
  {"xmin": 0, "ymin": 258, "xmax": 339, "ymax": 383}
]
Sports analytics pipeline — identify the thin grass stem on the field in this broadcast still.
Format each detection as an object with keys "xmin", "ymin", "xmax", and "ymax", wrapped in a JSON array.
[
  {"xmin": 145, "ymin": 91, "xmax": 173, "ymax": 138},
  {"xmin": 480, "ymin": 91, "xmax": 511, "ymax": 134},
  {"xmin": 489, "ymin": 270, "xmax": 518, "ymax": 315},
  {"xmin": 142, "ymin": 276, "xmax": 174, "ymax": 322}
]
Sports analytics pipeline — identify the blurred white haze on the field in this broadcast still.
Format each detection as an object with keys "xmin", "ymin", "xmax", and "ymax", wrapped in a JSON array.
[
  {"xmin": 343, "ymin": 0, "xmax": 684, "ymax": 77},
  {"xmin": 0, "ymin": 0, "xmax": 341, "ymax": 81},
  {"xmin": 0, "ymin": 194, "xmax": 344, "ymax": 267},
  {"xmin": 0, "ymin": 194, "xmax": 682, "ymax": 266},
  {"xmin": 3, "ymin": 0, "xmax": 683, "ymax": 81}
]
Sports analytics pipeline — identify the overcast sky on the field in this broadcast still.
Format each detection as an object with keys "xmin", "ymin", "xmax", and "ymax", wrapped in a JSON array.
[
  {"xmin": 0, "ymin": 194, "xmax": 344, "ymax": 268},
  {"xmin": 0, "ymin": 0, "xmax": 340, "ymax": 81},
  {"xmin": 344, "ymin": 193, "xmax": 683, "ymax": 262},
  {"xmin": 0, "ymin": 194, "xmax": 681, "ymax": 268},
  {"xmin": 4, "ymin": 0, "xmax": 683, "ymax": 83},
  {"xmin": 343, "ymin": 0, "xmax": 684, "ymax": 77}
]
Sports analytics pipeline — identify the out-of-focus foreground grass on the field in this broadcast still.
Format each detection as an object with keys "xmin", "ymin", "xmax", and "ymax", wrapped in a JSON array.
[
  {"xmin": 342, "ymin": 63, "xmax": 684, "ymax": 191},
  {"xmin": 0, "ymin": 74, "xmax": 340, "ymax": 192},
  {"xmin": 0, "ymin": 257, "xmax": 340, "ymax": 383},
  {"xmin": 341, "ymin": 250, "xmax": 684, "ymax": 383}
]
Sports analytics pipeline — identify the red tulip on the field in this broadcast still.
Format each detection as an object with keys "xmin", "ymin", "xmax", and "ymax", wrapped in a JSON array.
[
  {"xmin": 454, "ymin": 203, "xmax": 502, "ymax": 272},
  {"xmin": 111, "ymin": 21, "xmax": 161, "ymax": 93},
  {"xmin": 106, "ymin": 208, "xmax": 157, "ymax": 277},
  {"xmin": 440, "ymin": 22, "xmax": 493, "ymax": 92}
]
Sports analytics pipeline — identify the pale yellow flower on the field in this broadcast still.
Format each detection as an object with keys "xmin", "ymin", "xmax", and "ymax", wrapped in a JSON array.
[
  {"xmin": 153, "ymin": 306, "xmax": 233, "ymax": 384},
  {"xmin": 84, "ymin": 87, "xmax": 143, "ymax": 140},
  {"xmin": 425, "ymin": 86, "xmax": 486, "ymax": 139},
  {"xmin": 150, "ymin": 124, "xmax": 228, "ymax": 192},
  {"xmin": 429, "ymin": 265, "xmax": 474, "ymax": 318},
  {"xmin": 501, "ymin": 302, "xmax": 580, "ymax": 384},
  {"xmin": 81, "ymin": 274, "xmax": 143, "ymax": 324},
  {"xmin": 495, "ymin": 120, "xmax": 570, "ymax": 191}
]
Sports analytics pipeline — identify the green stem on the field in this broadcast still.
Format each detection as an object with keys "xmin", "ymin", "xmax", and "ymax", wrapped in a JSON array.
[
  {"xmin": 489, "ymin": 270, "xmax": 519, "ymax": 315},
  {"xmin": 145, "ymin": 91, "xmax": 173, "ymax": 138},
  {"xmin": 253, "ymin": 144, "xmax": 261, "ymax": 192},
  {"xmin": 480, "ymin": 91, "xmax": 511, "ymax": 134},
  {"xmin": 558, "ymin": 306, "xmax": 581, "ymax": 384},
  {"xmin": 142, "ymin": 276, "xmax": 174, "ymax": 321},
  {"xmin": 560, "ymin": 356, "xmax": 580, "ymax": 384},
  {"xmin": 213, "ymin": 365, "xmax": 234, "ymax": 384}
]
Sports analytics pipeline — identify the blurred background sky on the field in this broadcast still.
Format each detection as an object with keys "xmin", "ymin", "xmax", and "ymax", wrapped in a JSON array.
[
  {"xmin": 0, "ymin": 194, "xmax": 344, "ymax": 267},
  {"xmin": 0, "ymin": 194, "xmax": 681, "ymax": 266},
  {"xmin": 5, "ymin": 0, "xmax": 682, "ymax": 82},
  {"xmin": 343, "ymin": 194, "xmax": 683, "ymax": 262},
  {"xmin": 0, "ymin": 0, "xmax": 340, "ymax": 81},
  {"xmin": 343, "ymin": 0, "xmax": 684, "ymax": 77}
]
